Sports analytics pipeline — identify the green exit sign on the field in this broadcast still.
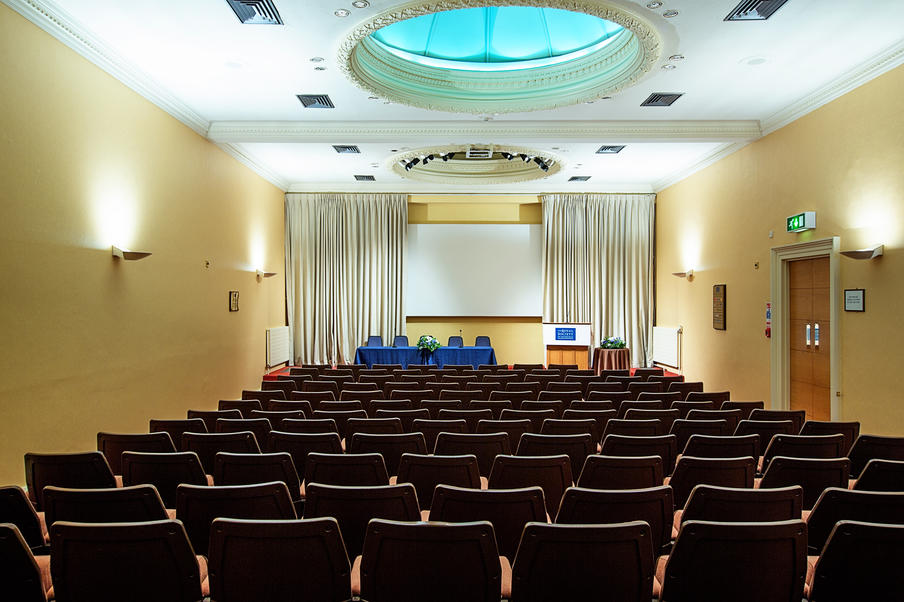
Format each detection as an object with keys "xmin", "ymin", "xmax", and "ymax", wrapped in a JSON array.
[{"xmin": 787, "ymin": 211, "xmax": 816, "ymax": 232}]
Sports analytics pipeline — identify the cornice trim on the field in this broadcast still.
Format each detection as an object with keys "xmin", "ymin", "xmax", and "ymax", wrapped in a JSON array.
[
  {"xmin": 286, "ymin": 182, "xmax": 655, "ymax": 193},
  {"xmin": 216, "ymin": 143, "xmax": 289, "ymax": 191},
  {"xmin": 761, "ymin": 38, "xmax": 904, "ymax": 136},
  {"xmin": 652, "ymin": 141, "xmax": 751, "ymax": 192},
  {"xmin": 208, "ymin": 120, "xmax": 763, "ymax": 143},
  {"xmin": 2, "ymin": 0, "xmax": 209, "ymax": 135}
]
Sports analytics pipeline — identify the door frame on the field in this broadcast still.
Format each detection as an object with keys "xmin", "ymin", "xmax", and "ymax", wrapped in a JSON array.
[{"xmin": 769, "ymin": 237, "xmax": 841, "ymax": 418}]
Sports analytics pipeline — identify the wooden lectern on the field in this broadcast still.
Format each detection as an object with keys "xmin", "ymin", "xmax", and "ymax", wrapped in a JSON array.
[{"xmin": 542, "ymin": 323, "xmax": 592, "ymax": 369}]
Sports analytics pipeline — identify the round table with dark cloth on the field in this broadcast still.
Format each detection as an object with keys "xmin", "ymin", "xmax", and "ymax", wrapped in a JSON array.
[{"xmin": 593, "ymin": 348, "xmax": 631, "ymax": 374}]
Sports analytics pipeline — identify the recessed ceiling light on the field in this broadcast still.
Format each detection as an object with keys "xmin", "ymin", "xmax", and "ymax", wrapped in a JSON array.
[
  {"xmin": 661, "ymin": 64, "xmax": 676, "ymax": 70},
  {"xmin": 741, "ymin": 56, "xmax": 769, "ymax": 66},
  {"xmin": 646, "ymin": 1, "xmax": 663, "ymax": 8},
  {"xmin": 352, "ymin": 0, "xmax": 370, "ymax": 7},
  {"xmin": 669, "ymin": 54, "xmax": 685, "ymax": 62},
  {"xmin": 368, "ymin": 96, "xmax": 379, "ymax": 100},
  {"xmin": 314, "ymin": 66, "xmax": 327, "ymax": 71},
  {"xmin": 310, "ymin": 57, "xmax": 325, "ymax": 63},
  {"xmin": 663, "ymin": 9, "xmax": 679, "ymax": 17},
  {"xmin": 334, "ymin": 8, "xmax": 350, "ymax": 17}
]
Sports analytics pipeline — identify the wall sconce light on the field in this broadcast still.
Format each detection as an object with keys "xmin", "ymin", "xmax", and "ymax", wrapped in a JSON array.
[
  {"xmin": 671, "ymin": 269, "xmax": 694, "ymax": 280},
  {"xmin": 840, "ymin": 244, "xmax": 884, "ymax": 260},
  {"xmin": 112, "ymin": 245, "xmax": 152, "ymax": 261},
  {"xmin": 256, "ymin": 270, "xmax": 278, "ymax": 281}
]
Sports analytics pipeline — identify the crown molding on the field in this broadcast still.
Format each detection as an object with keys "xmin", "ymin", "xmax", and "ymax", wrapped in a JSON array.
[
  {"xmin": 761, "ymin": 38, "xmax": 904, "ymax": 136},
  {"xmin": 652, "ymin": 141, "xmax": 751, "ymax": 192},
  {"xmin": 3, "ymin": 0, "xmax": 209, "ymax": 135},
  {"xmin": 286, "ymin": 181, "xmax": 655, "ymax": 194},
  {"xmin": 208, "ymin": 120, "xmax": 763, "ymax": 143},
  {"xmin": 216, "ymin": 143, "xmax": 288, "ymax": 192}
]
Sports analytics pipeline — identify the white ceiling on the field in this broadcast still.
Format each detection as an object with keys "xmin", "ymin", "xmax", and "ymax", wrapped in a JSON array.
[{"xmin": 10, "ymin": 0, "xmax": 904, "ymax": 192}]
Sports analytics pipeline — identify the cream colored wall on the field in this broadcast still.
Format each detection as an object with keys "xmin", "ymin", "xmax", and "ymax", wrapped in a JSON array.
[
  {"xmin": 406, "ymin": 195, "xmax": 545, "ymax": 364},
  {"xmin": 655, "ymin": 64, "xmax": 904, "ymax": 435},
  {"xmin": 0, "ymin": 5, "xmax": 286, "ymax": 485}
]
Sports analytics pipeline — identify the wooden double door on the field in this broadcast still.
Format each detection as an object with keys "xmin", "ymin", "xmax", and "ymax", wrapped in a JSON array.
[{"xmin": 789, "ymin": 257, "xmax": 831, "ymax": 421}]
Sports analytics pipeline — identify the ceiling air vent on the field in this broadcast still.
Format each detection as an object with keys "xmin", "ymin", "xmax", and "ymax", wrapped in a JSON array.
[
  {"xmin": 226, "ymin": 0, "xmax": 283, "ymax": 25},
  {"xmin": 354, "ymin": 175, "xmax": 376, "ymax": 181},
  {"xmin": 725, "ymin": 0, "xmax": 789, "ymax": 21},
  {"xmin": 641, "ymin": 93, "xmax": 683, "ymax": 107},
  {"xmin": 596, "ymin": 145, "xmax": 625, "ymax": 154},
  {"xmin": 333, "ymin": 145, "xmax": 360, "ymax": 154},
  {"xmin": 466, "ymin": 148, "xmax": 493, "ymax": 159},
  {"xmin": 569, "ymin": 176, "xmax": 591, "ymax": 182},
  {"xmin": 297, "ymin": 94, "xmax": 335, "ymax": 109}
]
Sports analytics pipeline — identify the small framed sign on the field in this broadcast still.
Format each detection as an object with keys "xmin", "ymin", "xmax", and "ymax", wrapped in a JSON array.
[
  {"xmin": 228, "ymin": 290, "xmax": 240, "ymax": 312},
  {"xmin": 844, "ymin": 289, "xmax": 865, "ymax": 312},
  {"xmin": 713, "ymin": 284, "xmax": 726, "ymax": 330}
]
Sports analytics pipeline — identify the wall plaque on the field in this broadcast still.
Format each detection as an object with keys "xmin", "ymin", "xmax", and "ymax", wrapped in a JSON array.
[{"xmin": 713, "ymin": 284, "xmax": 726, "ymax": 330}]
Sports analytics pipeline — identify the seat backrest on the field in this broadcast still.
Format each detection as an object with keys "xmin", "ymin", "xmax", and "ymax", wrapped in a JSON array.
[
  {"xmin": 576, "ymin": 455, "xmax": 664, "ymax": 490},
  {"xmin": 468, "ymin": 400, "xmax": 512, "ymax": 420},
  {"xmin": 265, "ymin": 431, "xmax": 342, "ymax": 477},
  {"xmin": 290, "ymin": 390, "xmax": 337, "ymax": 407},
  {"xmin": 848, "ymin": 434, "xmax": 904, "ymax": 478},
  {"xmin": 512, "ymin": 521, "xmax": 655, "ymax": 602},
  {"xmin": 312, "ymin": 410, "xmax": 368, "ymax": 439},
  {"xmin": 411, "ymin": 418, "xmax": 467, "ymax": 451},
  {"xmin": 720, "ymin": 400, "xmax": 765, "ymax": 420},
  {"xmin": 681, "ymin": 484, "xmax": 803, "ymax": 527},
  {"xmin": 361, "ymin": 519, "xmax": 501, "ymax": 602},
  {"xmin": 624, "ymin": 409, "xmax": 680, "ymax": 433},
  {"xmin": 669, "ymin": 420, "xmax": 732, "ymax": 453},
  {"xmin": 215, "ymin": 418, "xmax": 272, "ymax": 448},
  {"xmin": 499, "ymin": 409, "xmax": 556, "ymax": 433},
  {"xmin": 213, "ymin": 452, "xmax": 301, "ymax": 501},
  {"xmin": 347, "ymin": 417, "xmax": 403, "ymax": 436},
  {"xmin": 666, "ymin": 381, "xmax": 704, "ymax": 399},
  {"xmin": 396, "ymin": 454, "xmax": 481, "ymax": 510},
  {"xmin": 149, "ymin": 419, "xmax": 207, "ymax": 451},
  {"xmin": 733, "ymin": 419, "xmax": 796, "ymax": 445},
  {"xmin": 660, "ymin": 520, "xmax": 807, "ymax": 602},
  {"xmin": 799, "ymin": 420, "xmax": 860, "ymax": 454},
  {"xmin": 748, "ymin": 409, "xmax": 806, "ymax": 433},
  {"xmin": 808, "ymin": 520, "xmax": 904, "ymax": 602},
  {"xmin": 392, "ymin": 335, "xmax": 409, "ymax": 347},
  {"xmin": 516, "ymin": 433, "xmax": 594, "ymax": 477},
  {"xmin": 447, "ymin": 335, "xmax": 463, "ymax": 347},
  {"xmin": 24, "ymin": 451, "xmax": 116, "ymax": 510},
  {"xmin": 475, "ymin": 419, "xmax": 532, "ymax": 449},
  {"xmin": 181, "ymin": 431, "xmax": 260, "ymax": 474},
  {"xmin": 226, "ymin": 398, "xmax": 267, "ymax": 415},
  {"xmin": 348, "ymin": 432, "xmax": 428, "ymax": 475},
  {"xmin": 686, "ymin": 391, "xmax": 731, "ymax": 405},
  {"xmin": 304, "ymin": 483, "xmax": 420, "ymax": 557},
  {"xmin": 669, "ymin": 456, "xmax": 756, "ymax": 508},
  {"xmin": 807, "ymin": 488, "xmax": 904, "ymax": 552},
  {"xmin": 434, "ymin": 432, "xmax": 511, "ymax": 476},
  {"xmin": 43, "ymin": 484, "xmax": 168, "ymax": 527},
  {"xmin": 670, "ymin": 401, "xmax": 715, "ymax": 419},
  {"xmin": 366, "ymin": 335, "xmax": 383, "ymax": 347},
  {"xmin": 488, "ymin": 454, "xmax": 573, "ymax": 516},
  {"xmin": 279, "ymin": 418, "xmax": 339, "ymax": 435},
  {"xmin": 760, "ymin": 456, "xmax": 851, "ymax": 510},
  {"xmin": 520, "ymin": 400, "xmax": 567, "ymax": 418},
  {"xmin": 429, "ymin": 484, "xmax": 545, "ymax": 561},
  {"xmin": 685, "ymin": 409, "xmax": 743, "ymax": 432},
  {"xmin": 617, "ymin": 400, "xmax": 664, "ymax": 418},
  {"xmin": 636, "ymin": 391, "xmax": 684, "ymax": 405},
  {"xmin": 121, "ymin": 451, "xmax": 207, "ymax": 508},
  {"xmin": 603, "ymin": 418, "xmax": 664, "ymax": 438},
  {"xmin": 176, "ymin": 482, "xmax": 296, "ymax": 555},
  {"xmin": 249, "ymin": 410, "xmax": 308, "ymax": 429},
  {"xmin": 0, "ymin": 523, "xmax": 46, "ymax": 602},
  {"xmin": 208, "ymin": 517, "xmax": 350, "ymax": 602},
  {"xmin": 186, "ymin": 409, "xmax": 242, "ymax": 432},
  {"xmin": 304, "ymin": 453, "xmax": 390, "ymax": 486},
  {"xmin": 601, "ymin": 434, "xmax": 679, "ymax": 475},
  {"xmin": 318, "ymin": 400, "xmax": 364, "ymax": 412},
  {"xmin": 0, "ymin": 486, "xmax": 45, "ymax": 550},
  {"xmin": 437, "ymin": 408, "xmax": 495, "ymax": 433},
  {"xmin": 374, "ymin": 408, "xmax": 431, "ymax": 432},
  {"xmin": 541, "ymin": 418, "xmax": 601, "ymax": 445},
  {"xmin": 49, "ymin": 519, "xmax": 203, "ymax": 602},
  {"xmin": 854, "ymin": 458, "xmax": 904, "ymax": 492},
  {"xmin": 682, "ymin": 434, "xmax": 760, "ymax": 460},
  {"xmin": 474, "ymin": 336, "xmax": 491, "ymax": 347},
  {"xmin": 761, "ymin": 434, "xmax": 846, "ymax": 471},
  {"xmin": 555, "ymin": 486, "xmax": 673, "ymax": 553}
]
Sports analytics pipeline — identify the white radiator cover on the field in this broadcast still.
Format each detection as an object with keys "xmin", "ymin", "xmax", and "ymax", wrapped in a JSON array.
[
  {"xmin": 652, "ymin": 326, "xmax": 682, "ymax": 369},
  {"xmin": 266, "ymin": 326, "xmax": 291, "ymax": 367}
]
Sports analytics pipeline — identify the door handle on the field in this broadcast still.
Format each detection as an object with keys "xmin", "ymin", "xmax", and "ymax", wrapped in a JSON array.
[
  {"xmin": 805, "ymin": 323, "xmax": 811, "ymax": 347},
  {"xmin": 814, "ymin": 323, "xmax": 820, "ymax": 348}
]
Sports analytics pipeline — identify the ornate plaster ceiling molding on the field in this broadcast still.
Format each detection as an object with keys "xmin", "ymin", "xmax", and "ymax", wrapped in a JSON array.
[
  {"xmin": 338, "ymin": 0, "xmax": 663, "ymax": 113},
  {"xmin": 207, "ymin": 120, "xmax": 763, "ymax": 143},
  {"xmin": 391, "ymin": 144, "xmax": 563, "ymax": 184}
]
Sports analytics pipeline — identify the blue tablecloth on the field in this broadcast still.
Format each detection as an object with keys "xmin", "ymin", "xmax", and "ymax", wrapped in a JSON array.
[{"xmin": 354, "ymin": 346, "xmax": 497, "ymax": 369}]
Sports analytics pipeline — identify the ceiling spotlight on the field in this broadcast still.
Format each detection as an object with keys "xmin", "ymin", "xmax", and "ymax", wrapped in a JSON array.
[
  {"xmin": 663, "ymin": 9, "xmax": 679, "ymax": 17},
  {"xmin": 669, "ymin": 54, "xmax": 686, "ymax": 61},
  {"xmin": 646, "ymin": 1, "xmax": 663, "ymax": 7},
  {"xmin": 533, "ymin": 157, "xmax": 543, "ymax": 166},
  {"xmin": 314, "ymin": 66, "xmax": 327, "ymax": 71},
  {"xmin": 352, "ymin": 0, "xmax": 370, "ymax": 7},
  {"xmin": 661, "ymin": 64, "xmax": 676, "ymax": 70},
  {"xmin": 334, "ymin": 8, "xmax": 351, "ymax": 17},
  {"xmin": 519, "ymin": 154, "xmax": 530, "ymax": 163},
  {"xmin": 442, "ymin": 152, "xmax": 455, "ymax": 161},
  {"xmin": 500, "ymin": 152, "xmax": 513, "ymax": 160},
  {"xmin": 310, "ymin": 57, "xmax": 325, "ymax": 63}
]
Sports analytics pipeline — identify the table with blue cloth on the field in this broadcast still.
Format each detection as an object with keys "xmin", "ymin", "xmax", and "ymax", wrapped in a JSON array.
[{"xmin": 354, "ymin": 346, "xmax": 497, "ymax": 369}]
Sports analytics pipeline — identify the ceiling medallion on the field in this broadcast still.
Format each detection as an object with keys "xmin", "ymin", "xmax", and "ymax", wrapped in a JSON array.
[
  {"xmin": 339, "ymin": 1, "xmax": 663, "ymax": 114},
  {"xmin": 391, "ymin": 145, "xmax": 562, "ymax": 184}
]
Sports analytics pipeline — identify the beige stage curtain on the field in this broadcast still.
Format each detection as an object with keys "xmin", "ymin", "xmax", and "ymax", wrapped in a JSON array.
[
  {"xmin": 285, "ymin": 193, "xmax": 407, "ymax": 365},
  {"xmin": 542, "ymin": 193, "xmax": 655, "ymax": 367}
]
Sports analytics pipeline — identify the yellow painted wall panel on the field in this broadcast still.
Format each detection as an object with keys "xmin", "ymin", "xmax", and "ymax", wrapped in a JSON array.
[
  {"xmin": 0, "ymin": 5, "xmax": 285, "ymax": 485},
  {"xmin": 655, "ymin": 63, "xmax": 904, "ymax": 435}
]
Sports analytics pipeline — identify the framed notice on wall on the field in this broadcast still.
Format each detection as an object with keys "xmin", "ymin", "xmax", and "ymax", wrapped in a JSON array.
[{"xmin": 713, "ymin": 284, "xmax": 726, "ymax": 330}]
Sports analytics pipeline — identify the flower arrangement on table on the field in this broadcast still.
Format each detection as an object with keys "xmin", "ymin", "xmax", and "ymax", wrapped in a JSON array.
[
  {"xmin": 599, "ymin": 336, "xmax": 627, "ymax": 349},
  {"xmin": 416, "ymin": 335, "xmax": 441, "ymax": 353}
]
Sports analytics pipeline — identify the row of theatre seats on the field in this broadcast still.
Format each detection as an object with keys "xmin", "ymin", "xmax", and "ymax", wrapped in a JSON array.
[{"xmin": 5, "ymin": 364, "xmax": 904, "ymax": 601}]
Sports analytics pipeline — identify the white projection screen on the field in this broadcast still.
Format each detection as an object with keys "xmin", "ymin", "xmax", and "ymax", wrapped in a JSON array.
[{"xmin": 406, "ymin": 224, "xmax": 543, "ymax": 316}]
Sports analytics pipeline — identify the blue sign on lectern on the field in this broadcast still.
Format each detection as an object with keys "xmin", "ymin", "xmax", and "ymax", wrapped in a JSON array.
[{"xmin": 555, "ymin": 327, "xmax": 577, "ymax": 341}]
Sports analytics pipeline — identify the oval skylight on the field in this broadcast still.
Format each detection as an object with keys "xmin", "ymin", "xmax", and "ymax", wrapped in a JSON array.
[
  {"xmin": 340, "ymin": 1, "xmax": 662, "ymax": 113},
  {"xmin": 369, "ymin": 7, "xmax": 625, "ymax": 71}
]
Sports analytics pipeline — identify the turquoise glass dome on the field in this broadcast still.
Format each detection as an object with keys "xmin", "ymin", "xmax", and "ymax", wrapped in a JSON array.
[{"xmin": 369, "ymin": 6, "xmax": 625, "ymax": 71}]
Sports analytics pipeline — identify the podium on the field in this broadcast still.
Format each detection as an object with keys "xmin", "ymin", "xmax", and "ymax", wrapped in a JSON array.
[{"xmin": 542, "ymin": 323, "xmax": 592, "ymax": 370}]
